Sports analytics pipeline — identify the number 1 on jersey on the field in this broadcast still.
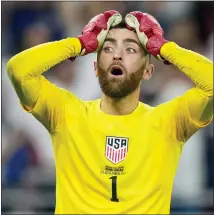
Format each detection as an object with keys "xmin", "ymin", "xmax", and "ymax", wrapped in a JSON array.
[{"xmin": 109, "ymin": 176, "xmax": 119, "ymax": 202}]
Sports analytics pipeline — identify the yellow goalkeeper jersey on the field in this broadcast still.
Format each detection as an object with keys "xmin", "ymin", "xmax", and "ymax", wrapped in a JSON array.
[
  {"xmin": 6, "ymin": 38, "xmax": 213, "ymax": 214},
  {"xmin": 28, "ymin": 82, "xmax": 206, "ymax": 214}
]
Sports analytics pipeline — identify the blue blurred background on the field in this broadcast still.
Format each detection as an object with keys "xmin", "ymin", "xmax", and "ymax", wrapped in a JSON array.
[{"xmin": 2, "ymin": 1, "xmax": 213, "ymax": 214}]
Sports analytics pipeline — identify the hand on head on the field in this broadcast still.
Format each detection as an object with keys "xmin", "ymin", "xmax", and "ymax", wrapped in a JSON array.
[
  {"xmin": 76, "ymin": 10, "xmax": 169, "ymax": 64},
  {"xmin": 77, "ymin": 10, "xmax": 122, "ymax": 55},
  {"xmin": 124, "ymin": 11, "xmax": 169, "ymax": 64}
]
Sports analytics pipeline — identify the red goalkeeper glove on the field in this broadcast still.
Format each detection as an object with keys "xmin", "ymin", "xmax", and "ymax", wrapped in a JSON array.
[
  {"xmin": 78, "ymin": 10, "xmax": 122, "ymax": 55},
  {"xmin": 125, "ymin": 11, "xmax": 170, "ymax": 64}
]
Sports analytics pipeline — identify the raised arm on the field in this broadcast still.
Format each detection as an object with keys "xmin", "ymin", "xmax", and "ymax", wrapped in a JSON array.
[
  {"xmin": 125, "ymin": 11, "xmax": 213, "ymax": 142},
  {"xmin": 6, "ymin": 38, "xmax": 81, "ymax": 111},
  {"xmin": 6, "ymin": 11, "xmax": 122, "ymax": 132},
  {"xmin": 161, "ymin": 42, "xmax": 213, "ymax": 126}
]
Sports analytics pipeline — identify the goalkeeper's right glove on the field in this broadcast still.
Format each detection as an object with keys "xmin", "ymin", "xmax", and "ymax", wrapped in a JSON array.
[{"xmin": 78, "ymin": 10, "xmax": 122, "ymax": 56}]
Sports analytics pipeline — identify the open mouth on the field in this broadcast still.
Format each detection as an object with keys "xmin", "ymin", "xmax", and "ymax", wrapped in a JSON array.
[{"xmin": 110, "ymin": 66, "xmax": 124, "ymax": 76}]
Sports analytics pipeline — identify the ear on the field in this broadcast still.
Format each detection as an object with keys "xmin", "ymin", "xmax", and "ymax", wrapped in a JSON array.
[
  {"xmin": 142, "ymin": 64, "xmax": 154, "ymax": 81},
  {"xmin": 94, "ymin": 60, "xmax": 98, "ymax": 77}
]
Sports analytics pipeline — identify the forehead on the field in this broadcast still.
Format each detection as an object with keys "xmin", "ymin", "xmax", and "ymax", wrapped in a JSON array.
[{"xmin": 105, "ymin": 28, "xmax": 140, "ymax": 42}]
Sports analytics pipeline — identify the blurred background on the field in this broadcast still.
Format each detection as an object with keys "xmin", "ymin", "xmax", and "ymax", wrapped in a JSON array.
[{"xmin": 1, "ymin": 1, "xmax": 213, "ymax": 214}]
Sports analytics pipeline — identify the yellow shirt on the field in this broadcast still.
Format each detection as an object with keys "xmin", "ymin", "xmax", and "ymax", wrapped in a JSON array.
[
  {"xmin": 27, "ymin": 83, "xmax": 208, "ymax": 214},
  {"xmin": 6, "ymin": 38, "xmax": 213, "ymax": 214}
]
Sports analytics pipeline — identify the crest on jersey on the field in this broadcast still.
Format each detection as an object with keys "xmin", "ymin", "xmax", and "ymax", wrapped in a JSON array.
[{"xmin": 105, "ymin": 136, "xmax": 129, "ymax": 164}]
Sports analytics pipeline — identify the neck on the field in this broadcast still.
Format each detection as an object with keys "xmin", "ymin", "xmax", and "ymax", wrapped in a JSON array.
[{"xmin": 100, "ymin": 87, "xmax": 140, "ymax": 115}]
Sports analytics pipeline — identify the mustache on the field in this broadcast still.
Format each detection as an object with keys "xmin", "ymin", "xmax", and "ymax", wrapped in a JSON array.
[{"xmin": 107, "ymin": 62, "xmax": 127, "ymax": 74}]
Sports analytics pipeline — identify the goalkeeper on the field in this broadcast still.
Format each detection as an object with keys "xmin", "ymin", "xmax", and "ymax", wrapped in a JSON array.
[{"xmin": 7, "ymin": 10, "xmax": 213, "ymax": 214}]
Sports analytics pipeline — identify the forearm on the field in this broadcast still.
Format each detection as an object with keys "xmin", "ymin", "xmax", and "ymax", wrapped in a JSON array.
[
  {"xmin": 7, "ymin": 37, "xmax": 81, "ymax": 83},
  {"xmin": 161, "ymin": 42, "xmax": 213, "ymax": 126},
  {"xmin": 6, "ymin": 38, "xmax": 81, "ymax": 109},
  {"xmin": 160, "ymin": 42, "xmax": 213, "ymax": 97}
]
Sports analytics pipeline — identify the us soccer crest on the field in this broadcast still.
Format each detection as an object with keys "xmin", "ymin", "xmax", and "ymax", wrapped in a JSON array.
[{"xmin": 105, "ymin": 136, "xmax": 129, "ymax": 164}]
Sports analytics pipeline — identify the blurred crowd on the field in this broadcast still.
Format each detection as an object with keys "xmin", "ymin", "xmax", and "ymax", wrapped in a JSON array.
[{"xmin": 2, "ymin": 1, "xmax": 214, "ymax": 214}]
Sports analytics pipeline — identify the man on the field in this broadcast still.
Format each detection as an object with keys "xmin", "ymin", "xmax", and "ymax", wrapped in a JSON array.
[{"xmin": 7, "ymin": 10, "xmax": 213, "ymax": 214}]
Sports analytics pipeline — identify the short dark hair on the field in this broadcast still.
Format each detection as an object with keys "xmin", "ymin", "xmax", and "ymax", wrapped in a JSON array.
[{"xmin": 110, "ymin": 19, "xmax": 129, "ymax": 30}]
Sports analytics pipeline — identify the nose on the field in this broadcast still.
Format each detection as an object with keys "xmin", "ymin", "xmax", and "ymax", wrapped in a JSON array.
[
  {"xmin": 113, "ymin": 49, "xmax": 123, "ymax": 61},
  {"xmin": 113, "ymin": 56, "xmax": 122, "ymax": 61}
]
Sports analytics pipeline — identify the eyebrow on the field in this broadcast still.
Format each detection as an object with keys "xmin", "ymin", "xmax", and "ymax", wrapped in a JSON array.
[
  {"xmin": 123, "ymin": 38, "xmax": 141, "ymax": 47},
  {"xmin": 104, "ymin": 37, "xmax": 141, "ymax": 47},
  {"xmin": 104, "ymin": 37, "xmax": 117, "ymax": 44}
]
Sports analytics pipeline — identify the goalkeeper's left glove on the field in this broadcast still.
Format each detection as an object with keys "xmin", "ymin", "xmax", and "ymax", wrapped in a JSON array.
[{"xmin": 125, "ymin": 11, "xmax": 170, "ymax": 64}]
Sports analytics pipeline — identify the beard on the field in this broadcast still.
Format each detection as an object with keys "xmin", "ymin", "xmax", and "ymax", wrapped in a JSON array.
[{"xmin": 97, "ymin": 62, "xmax": 145, "ymax": 98}]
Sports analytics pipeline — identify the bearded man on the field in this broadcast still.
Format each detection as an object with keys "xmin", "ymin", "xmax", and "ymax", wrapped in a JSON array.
[{"xmin": 7, "ymin": 10, "xmax": 213, "ymax": 214}]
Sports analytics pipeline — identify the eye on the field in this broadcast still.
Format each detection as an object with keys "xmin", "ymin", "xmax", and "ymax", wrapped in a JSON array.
[
  {"xmin": 103, "ymin": 47, "xmax": 114, "ymax": 53},
  {"xmin": 126, "ymin": 48, "xmax": 136, "ymax": 53}
]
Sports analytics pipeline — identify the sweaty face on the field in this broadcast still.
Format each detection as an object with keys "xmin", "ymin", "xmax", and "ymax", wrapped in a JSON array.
[{"xmin": 96, "ymin": 28, "xmax": 148, "ymax": 98}]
